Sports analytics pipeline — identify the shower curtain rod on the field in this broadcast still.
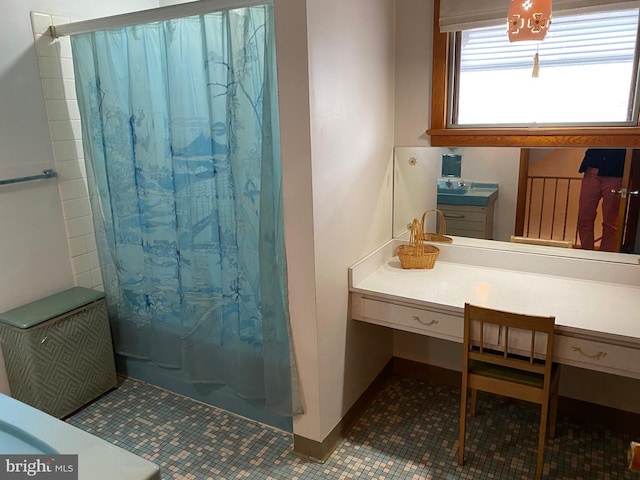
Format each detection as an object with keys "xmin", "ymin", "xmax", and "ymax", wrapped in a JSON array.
[{"xmin": 50, "ymin": 0, "xmax": 272, "ymax": 38}]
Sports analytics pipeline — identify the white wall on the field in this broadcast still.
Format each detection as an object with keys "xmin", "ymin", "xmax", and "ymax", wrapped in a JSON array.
[
  {"xmin": 394, "ymin": 0, "xmax": 432, "ymax": 148},
  {"xmin": 291, "ymin": 0, "xmax": 396, "ymax": 442},
  {"xmin": 271, "ymin": 0, "xmax": 321, "ymax": 440},
  {"xmin": 393, "ymin": 147, "xmax": 441, "ymax": 235}
]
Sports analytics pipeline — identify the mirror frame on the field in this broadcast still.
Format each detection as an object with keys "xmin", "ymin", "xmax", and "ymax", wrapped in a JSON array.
[{"xmin": 427, "ymin": 0, "xmax": 640, "ymax": 148}]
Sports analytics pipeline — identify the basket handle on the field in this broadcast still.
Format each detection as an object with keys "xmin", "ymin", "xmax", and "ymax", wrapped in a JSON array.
[
  {"xmin": 409, "ymin": 218, "xmax": 425, "ymax": 253},
  {"xmin": 421, "ymin": 209, "xmax": 447, "ymax": 235}
]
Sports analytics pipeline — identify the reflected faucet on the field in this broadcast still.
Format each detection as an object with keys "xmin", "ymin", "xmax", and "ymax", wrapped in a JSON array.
[{"xmin": 446, "ymin": 178, "xmax": 453, "ymax": 188}]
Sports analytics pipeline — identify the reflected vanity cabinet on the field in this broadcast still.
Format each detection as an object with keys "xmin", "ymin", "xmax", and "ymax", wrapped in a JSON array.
[{"xmin": 437, "ymin": 201, "xmax": 496, "ymax": 240}]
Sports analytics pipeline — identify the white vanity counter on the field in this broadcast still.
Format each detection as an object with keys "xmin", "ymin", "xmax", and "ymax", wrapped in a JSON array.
[{"xmin": 349, "ymin": 237, "xmax": 640, "ymax": 378}]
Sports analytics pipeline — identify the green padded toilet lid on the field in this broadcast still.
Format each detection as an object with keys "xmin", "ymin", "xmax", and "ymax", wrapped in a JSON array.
[{"xmin": 0, "ymin": 287, "xmax": 105, "ymax": 329}]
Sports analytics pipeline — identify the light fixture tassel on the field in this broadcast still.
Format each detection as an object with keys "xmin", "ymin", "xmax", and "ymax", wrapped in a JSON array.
[{"xmin": 532, "ymin": 51, "xmax": 540, "ymax": 78}]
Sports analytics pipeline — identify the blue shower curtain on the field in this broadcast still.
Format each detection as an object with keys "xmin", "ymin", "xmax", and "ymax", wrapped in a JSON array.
[{"xmin": 71, "ymin": 5, "xmax": 296, "ymax": 418}]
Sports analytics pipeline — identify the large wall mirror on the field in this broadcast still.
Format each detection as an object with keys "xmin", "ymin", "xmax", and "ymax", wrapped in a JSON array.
[{"xmin": 393, "ymin": 146, "xmax": 640, "ymax": 262}]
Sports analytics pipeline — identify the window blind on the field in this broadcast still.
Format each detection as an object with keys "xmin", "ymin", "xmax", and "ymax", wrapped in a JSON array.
[
  {"xmin": 459, "ymin": 9, "xmax": 639, "ymax": 71},
  {"xmin": 439, "ymin": 0, "xmax": 640, "ymax": 32}
]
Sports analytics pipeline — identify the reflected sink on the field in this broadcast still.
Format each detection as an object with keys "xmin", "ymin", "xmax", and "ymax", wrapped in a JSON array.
[
  {"xmin": 437, "ymin": 180, "xmax": 499, "ymax": 206},
  {"xmin": 0, "ymin": 419, "xmax": 58, "ymax": 454},
  {"xmin": 437, "ymin": 186, "xmax": 468, "ymax": 195}
]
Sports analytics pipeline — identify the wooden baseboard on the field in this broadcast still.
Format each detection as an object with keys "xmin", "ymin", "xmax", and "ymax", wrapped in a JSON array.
[
  {"xmin": 394, "ymin": 357, "xmax": 640, "ymax": 435},
  {"xmin": 292, "ymin": 360, "xmax": 394, "ymax": 462}
]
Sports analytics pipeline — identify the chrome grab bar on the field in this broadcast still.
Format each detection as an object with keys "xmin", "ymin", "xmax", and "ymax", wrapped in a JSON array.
[{"xmin": 0, "ymin": 169, "xmax": 57, "ymax": 186}]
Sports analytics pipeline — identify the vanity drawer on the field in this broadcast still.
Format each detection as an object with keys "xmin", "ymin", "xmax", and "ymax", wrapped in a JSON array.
[
  {"xmin": 352, "ymin": 295, "xmax": 463, "ymax": 342},
  {"xmin": 555, "ymin": 335, "xmax": 640, "ymax": 379},
  {"xmin": 440, "ymin": 209, "xmax": 487, "ymax": 224}
]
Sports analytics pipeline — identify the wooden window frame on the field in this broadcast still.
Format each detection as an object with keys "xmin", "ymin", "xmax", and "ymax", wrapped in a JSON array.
[{"xmin": 427, "ymin": 0, "xmax": 640, "ymax": 148}]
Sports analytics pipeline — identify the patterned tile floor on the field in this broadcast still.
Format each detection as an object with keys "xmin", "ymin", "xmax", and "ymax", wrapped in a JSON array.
[{"xmin": 66, "ymin": 375, "xmax": 635, "ymax": 479}]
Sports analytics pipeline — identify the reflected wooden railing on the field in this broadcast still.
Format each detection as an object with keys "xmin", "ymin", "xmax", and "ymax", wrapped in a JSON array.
[{"xmin": 524, "ymin": 176, "xmax": 588, "ymax": 247}]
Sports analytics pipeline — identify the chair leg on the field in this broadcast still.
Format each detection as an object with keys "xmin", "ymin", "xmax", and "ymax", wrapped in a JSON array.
[
  {"xmin": 549, "ymin": 392, "xmax": 559, "ymax": 439},
  {"xmin": 536, "ymin": 399, "xmax": 550, "ymax": 480},
  {"xmin": 549, "ymin": 368, "xmax": 561, "ymax": 439},
  {"xmin": 470, "ymin": 389, "xmax": 478, "ymax": 417},
  {"xmin": 459, "ymin": 376, "xmax": 468, "ymax": 465}
]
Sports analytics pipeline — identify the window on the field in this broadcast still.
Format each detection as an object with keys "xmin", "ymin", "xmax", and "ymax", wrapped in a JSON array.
[
  {"xmin": 451, "ymin": 9, "xmax": 640, "ymax": 127},
  {"xmin": 428, "ymin": 0, "xmax": 640, "ymax": 147}
]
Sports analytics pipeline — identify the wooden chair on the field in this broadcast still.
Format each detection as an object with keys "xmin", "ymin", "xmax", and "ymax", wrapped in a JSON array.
[{"xmin": 459, "ymin": 303, "xmax": 561, "ymax": 480}]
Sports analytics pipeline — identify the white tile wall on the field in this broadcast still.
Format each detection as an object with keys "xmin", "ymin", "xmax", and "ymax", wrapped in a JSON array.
[{"xmin": 30, "ymin": 11, "xmax": 103, "ymax": 291}]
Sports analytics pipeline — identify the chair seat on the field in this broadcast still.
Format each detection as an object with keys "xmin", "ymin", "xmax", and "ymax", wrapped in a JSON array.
[{"xmin": 469, "ymin": 360, "xmax": 557, "ymax": 388}]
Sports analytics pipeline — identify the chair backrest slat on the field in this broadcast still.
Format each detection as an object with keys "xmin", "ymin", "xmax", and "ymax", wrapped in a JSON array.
[
  {"xmin": 504, "ymin": 325, "xmax": 509, "ymax": 359},
  {"xmin": 466, "ymin": 304, "xmax": 555, "ymax": 334},
  {"xmin": 463, "ymin": 303, "xmax": 556, "ymax": 377},
  {"xmin": 530, "ymin": 330, "xmax": 536, "ymax": 365}
]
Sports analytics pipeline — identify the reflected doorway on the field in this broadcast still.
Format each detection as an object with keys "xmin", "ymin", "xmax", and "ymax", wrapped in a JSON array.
[{"xmin": 515, "ymin": 148, "xmax": 640, "ymax": 253}]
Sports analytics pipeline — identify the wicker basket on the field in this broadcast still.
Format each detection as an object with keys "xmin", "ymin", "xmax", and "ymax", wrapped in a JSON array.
[
  {"xmin": 397, "ymin": 218, "xmax": 440, "ymax": 269},
  {"xmin": 422, "ymin": 209, "xmax": 452, "ymax": 243}
]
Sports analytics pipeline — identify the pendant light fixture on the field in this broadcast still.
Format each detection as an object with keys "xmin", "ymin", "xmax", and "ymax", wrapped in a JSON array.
[{"xmin": 508, "ymin": 0, "xmax": 552, "ymax": 42}]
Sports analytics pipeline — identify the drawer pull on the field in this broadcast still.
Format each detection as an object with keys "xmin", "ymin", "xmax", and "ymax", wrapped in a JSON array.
[
  {"xmin": 443, "ymin": 214, "xmax": 466, "ymax": 219},
  {"xmin": 571, "ymin": 346, "xmax": 607, "ymax": 361},
  {"xmin": 413, "ymin": 315, "xmax": 439, "ymax": 326}
]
